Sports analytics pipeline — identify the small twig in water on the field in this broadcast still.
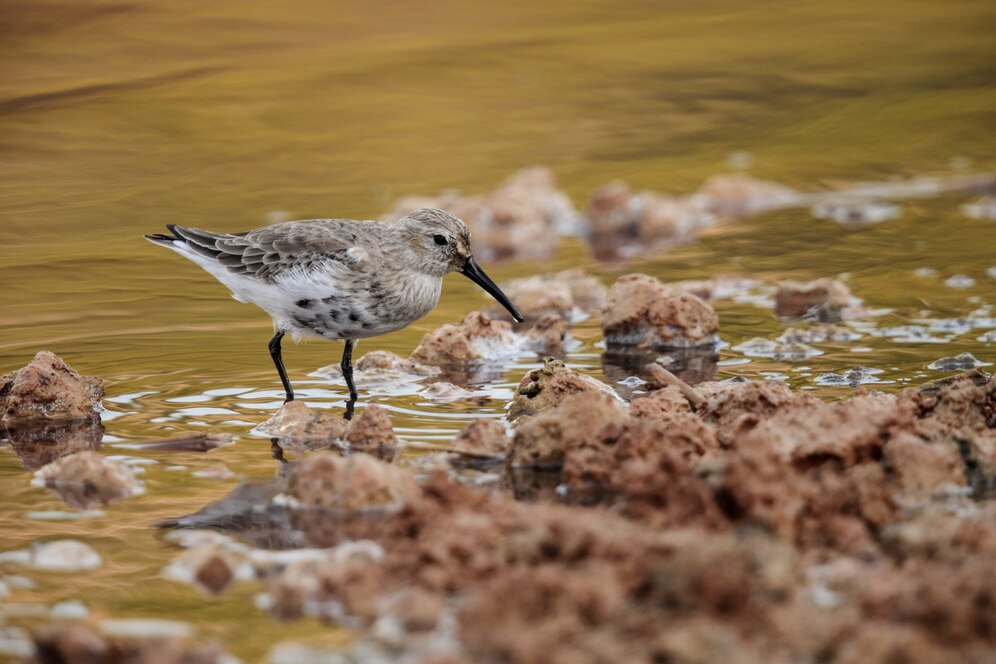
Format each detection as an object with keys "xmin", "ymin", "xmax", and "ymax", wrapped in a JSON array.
[{"xmin": 645, "ymin": 362, "xmax": 706, "ymax": 409}]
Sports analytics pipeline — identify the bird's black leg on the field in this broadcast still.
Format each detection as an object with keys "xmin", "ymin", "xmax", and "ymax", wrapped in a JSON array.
[
  {"xmin": 268, "ymin": 331, "xmax": 294, "ymax": 402},
  {"xmin": 340, "ymin": 338, "xmax": 358, "ymax": 420}
]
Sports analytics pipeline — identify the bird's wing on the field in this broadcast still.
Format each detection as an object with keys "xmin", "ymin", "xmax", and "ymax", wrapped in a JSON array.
[{"xmin": 166, "ymin": 220, "xmax": 367, "ymax": 282}]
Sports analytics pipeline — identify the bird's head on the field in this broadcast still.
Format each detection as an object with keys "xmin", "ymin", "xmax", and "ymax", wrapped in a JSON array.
[{"xmin": 400, "ymin": 208, "xmax": 523, "ymax": 322}]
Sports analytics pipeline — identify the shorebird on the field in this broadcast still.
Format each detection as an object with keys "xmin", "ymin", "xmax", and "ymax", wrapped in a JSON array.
[{"xmin": 145, "ymin": 208, "xmax": 523, "ymax": 416}]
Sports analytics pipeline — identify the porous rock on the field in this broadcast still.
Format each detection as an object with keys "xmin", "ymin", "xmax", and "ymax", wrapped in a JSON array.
[
  {"xmin": 451, "ymin": 419, "xmax": 509, "ymax": 457},
  {"xmin": 256, "ymin": 400, "xmax": 350, "ymax": 444},
  {"xmin": 257, "ymin": 401, "xmax": 398, "ymax": 453},
  {"xmin": 410, "ymin": 311, "xmax": 520, "ymax": 365},
  {"xmin": 601, "ymin": 274, "xmax": 719, "ymax": 349},
  {"xmin": 0, "ymin": 351, "xmax": 103, "ymax": 421},
  {"xmin": 33, "ymin": 451, "xmax": 143, "ymax": 509},
  {"xmin": 286, "ymin": 452, "xmax": 421, "ymax": 511},
  {"xmin": 507, "ymin": 358, "xmax": 617, "ymax": 421},
  {"xmin": 509, "ymin": 391, "xmax": 628, "ymax": 467},
  {"xmin": 519, "ymin": 314, "xmax": 571, "ymax": 354},
  {"xmin": 33, "ymin": 621, "xmax": 229, "ymax": 664}
]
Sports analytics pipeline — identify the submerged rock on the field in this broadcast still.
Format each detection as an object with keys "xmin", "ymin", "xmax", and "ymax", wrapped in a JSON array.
[
  {"xmin": 601, "ymin": 274, "xmax": 719, "ymax": 349},
  {"xmin": 0, "ymin": 351, "xmax": 103, "ymax": 422},
  {"xmin": 927, "ymin": 352, "xmax": 991, "ymax": 371},
  {"xmin": 507, "ymin": 358, "xmax": 618, "ymax": 421},
  {"xmin": 33, "ymin": 451, "xmax": 144, "ymax": 509},
  {"xmin": 774, "ymin": 278, "xmax": 860, "ymax": 321},
  {"xmin": 410, "ymin": 311, "xmax": 522, "ymax": 365}
]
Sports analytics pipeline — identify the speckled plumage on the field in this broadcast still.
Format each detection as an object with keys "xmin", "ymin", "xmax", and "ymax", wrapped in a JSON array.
[{"xmin": 146, "ymin": 208, "xmax": 522, "ymax": 409}]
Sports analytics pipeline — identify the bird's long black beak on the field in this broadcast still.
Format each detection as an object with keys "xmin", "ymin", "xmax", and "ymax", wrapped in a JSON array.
[{"xmin": 461, "ymin": 256, "xmax": 524, "ymax": 323}]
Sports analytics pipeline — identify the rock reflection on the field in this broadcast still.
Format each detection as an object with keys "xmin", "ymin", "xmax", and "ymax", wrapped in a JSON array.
[
  {"xmin": 601, "ymin": 348, "xmax": 718, "ymax": 400},
  {"xmin": 2, "ymin": 419, "xmax": 104, "ymax": 470}
]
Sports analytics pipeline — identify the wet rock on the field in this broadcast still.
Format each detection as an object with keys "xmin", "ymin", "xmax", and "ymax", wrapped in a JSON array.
[
  {"xmin": 696, "ymin": 173, "xmax": 799, "ymax": 217},
  {"xmin": 732, "ymin": 337, "xmax": 823, "ymax": 361},
  {"xmin": 33, "ymin": 621, "xmax": 230, "ymax": 664},
  {"xmin": 451, "ymin": 419, "xmax": 509, "ymax": 457},
  {"xmin": 927, "ymin": 352, "xmax": 990, "ymax": 371},
  {"xmin": 776, "ymin": 324, "xmax": 862, "ymax": 344},
  {"xmin": 419, "ymin": 382, "xmax": 483, "ymax": 403},
  {"xmin": 904, "ymin": 370, "xmax": 996, "ymax": 496},
  {"xmin": 509, "ymin": 391, "xmax": 628, "ymax": 467},
  {"xmin": 883, "ymin": 433, "xmax": 965, "ymax": 496},
  {"xmin": 508, "ymin": 358, "xmax": 617, "ymax": 421},
  {"xmin": 162, "ymin": 545, "xmax": 241, "ymax": 596},
  {"xmin": 32, "ymin": 451, "xmax": 144, "ymax": 509},
  {"xmin": 774, "ymin": 278, "xmax": 860, "ymax": 320},
  {"xmin": 601, "ymin": 274, "xmax": 719, "ymax": 349},
  {"xmin": 410, "ymin": 311, "xmax": 522, "ymax": 365},
  {"xmin": 263, "ymin": 546, "xmax": 386, "ymax": 622},
  {"xmin": 2, "ymin": 418, "xmax": 104, "ymax": 470},
  {"xmin": 519, "ymin": 313, "xmax": 571, "ymax": 354},
  {"xmin": 813, "ymin": 367, "xmax": 887, "ymax": 387},
  {"xmin": 345, "ymin": 404, "xmax": 400, "ymax": 451},
  {"xmin": 316, "ymin": 350, "xmax": 438, "ymax": 383},
  {"xmin": 355, "ymin": 350, "xmax": 435, "ymax": 374},
  {"xmin": 585, "ymin": 182, "xmax": 714, "ymax": 260},
  {"xmin": 811, "ymin": 197, "xmax": 900, "ymax": 225},
  {"xmin": 286, "ymin": 452, "xmax": 421, "ymax": 511},
  {"xmin": 257, "ymin": 401, "xmax": 398, "ymax": 455},
  {"xmin": 256, "ymin": 400, "xmax": 350, "ymax": 445},
  {"xmin": 0, "ymin": 351, "xmax": 103, "ymax": 422}
]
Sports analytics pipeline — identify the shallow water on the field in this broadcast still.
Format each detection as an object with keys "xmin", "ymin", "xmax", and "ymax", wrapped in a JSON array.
[{"xmin": 1, "ymin": 0, "xmax": 995, "ymax": 660}]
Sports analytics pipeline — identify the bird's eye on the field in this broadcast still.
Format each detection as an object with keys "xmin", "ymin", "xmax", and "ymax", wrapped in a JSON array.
[{"xmin": 433, "ymin": 234, "xmax": 448, "ymax": 246}]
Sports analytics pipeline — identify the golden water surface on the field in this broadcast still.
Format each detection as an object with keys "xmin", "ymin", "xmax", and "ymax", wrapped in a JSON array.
[{"xmin": 1, "ymin": 0, "xmax": 995, "ymax": 660}]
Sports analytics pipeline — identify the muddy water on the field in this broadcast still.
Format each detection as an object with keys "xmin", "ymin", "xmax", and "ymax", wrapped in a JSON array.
[{"xmin": 1, "ymin": 0, "xmax": 995, "ymax": 660}]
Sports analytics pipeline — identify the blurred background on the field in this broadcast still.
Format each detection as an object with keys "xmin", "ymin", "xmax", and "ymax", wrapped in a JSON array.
[{"xmin": 1, "ymin": 0, "xmax": 994, "ymax": 659}]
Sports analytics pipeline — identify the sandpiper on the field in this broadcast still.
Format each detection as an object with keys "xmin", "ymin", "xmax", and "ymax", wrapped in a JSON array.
[{"xmin": 146, "ymin": 208, "xmax": 523, "ymax": 415}]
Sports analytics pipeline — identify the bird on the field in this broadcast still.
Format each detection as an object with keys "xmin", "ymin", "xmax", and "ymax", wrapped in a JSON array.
[{"xmin": 145, "ymin": 208, "xmax": 523, "ymax": 417}]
